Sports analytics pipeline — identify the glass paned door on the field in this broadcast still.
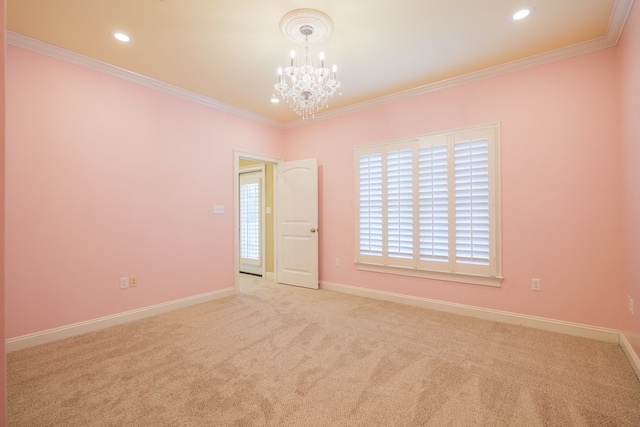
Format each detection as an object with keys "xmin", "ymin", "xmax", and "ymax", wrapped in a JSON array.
[{"xmin": 240, "ymin": 171, "xmax": 263, "ymax": 275}]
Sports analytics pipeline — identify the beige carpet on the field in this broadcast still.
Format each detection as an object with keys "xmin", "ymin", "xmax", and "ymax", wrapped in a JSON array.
[{"xmin": 8, "ymin": 274, "xmax": 640, "ymax": 426}]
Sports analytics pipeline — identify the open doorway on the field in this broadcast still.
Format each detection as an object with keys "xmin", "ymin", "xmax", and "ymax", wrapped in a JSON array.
[
  {"xmin": 234, "ymin": 151, "xmax": 319, "ymax": 292},
  {"xmin": 234, "ymin": 151, "xmax": 281, "ymax": 292}
]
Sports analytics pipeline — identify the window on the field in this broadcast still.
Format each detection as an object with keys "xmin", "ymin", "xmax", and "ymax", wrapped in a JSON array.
[
  {"xmin": 240, "ymin": 174, "xmax": 261, "ymax": 261},
  {"xmin": 355, "ymin": 123, "xmax": 501, "ymax": 286}
]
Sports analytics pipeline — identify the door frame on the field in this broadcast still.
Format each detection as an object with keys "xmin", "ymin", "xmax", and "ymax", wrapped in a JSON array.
[{"xmin": 233, "ymin": 150, "xmax": 282, "ymax": 292}]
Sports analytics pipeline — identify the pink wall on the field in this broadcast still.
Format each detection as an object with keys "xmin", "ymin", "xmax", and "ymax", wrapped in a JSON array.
[
  {"xmin": 4, "ymin": 13, "xmax": 636, "ymax": 347},
  {"xmin": 1, "ymin": 0, "xmax": 6, "ymax": 421},
  {"xmin": 5, "ymin": 45, "xmax": 285, "ymax": 338},
  {"xmin": 619, "ymin": 1, "xmax": 640, "ymax": 355},
  {"xmin": 285, "ymin": 47, "xmax": 622, "ymax": 329}
]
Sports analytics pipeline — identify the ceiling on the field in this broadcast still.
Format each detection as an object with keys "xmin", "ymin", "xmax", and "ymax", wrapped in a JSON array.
[{"xmin": 6, "ymin": 0, "xmax": 631, "ymax": 125}]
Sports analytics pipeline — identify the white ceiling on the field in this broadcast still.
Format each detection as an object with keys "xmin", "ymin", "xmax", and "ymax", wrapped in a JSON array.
[{"xmin": 6, "ymin": 0, "xmax": 633, "ymax": 125}]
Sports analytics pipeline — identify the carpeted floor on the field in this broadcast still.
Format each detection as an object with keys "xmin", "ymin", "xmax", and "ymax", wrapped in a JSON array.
[{"xmin": 7, "ymin": 274, "xmax": 640, "ymax": 426}]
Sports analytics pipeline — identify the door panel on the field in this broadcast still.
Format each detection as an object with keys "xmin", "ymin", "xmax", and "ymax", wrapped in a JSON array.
[{"xmin": 277, "ymin": 158, "xmax": 318, "ymax": 289}]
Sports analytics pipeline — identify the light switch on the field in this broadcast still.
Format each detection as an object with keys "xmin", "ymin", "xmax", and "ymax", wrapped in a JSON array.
[{"xmin": 214, "ymin": 205, "xmax": 225, "ymax": 214}]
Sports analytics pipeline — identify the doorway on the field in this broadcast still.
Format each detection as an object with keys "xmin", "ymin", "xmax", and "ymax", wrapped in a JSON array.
[
  {"xmin": 234, "ymin": 151, "xmax": 280, "ymax": 291},
  {"xmin": 233, "ymin": 151, "xmax": 319, "ymax": 292}
]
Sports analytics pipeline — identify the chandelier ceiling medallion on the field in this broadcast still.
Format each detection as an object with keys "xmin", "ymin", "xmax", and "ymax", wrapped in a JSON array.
[{"xmin": 273, "ymin": 9, "xmax": 342, "ymax": 120}]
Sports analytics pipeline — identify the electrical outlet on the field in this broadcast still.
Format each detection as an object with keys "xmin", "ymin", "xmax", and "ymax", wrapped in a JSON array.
[
  {"xmin": 629, "ymin": 296, "xmax": 635, "ymax": 315},
  {"xmin": 531, "ymin": 278, "xmax": 541, "ymax": 291},
  {"xmin": 130, "ymin": 276, "xmax": 137, "ymax": 287},
  {"xmin": 120, "ymin": 277, "xmax": 129, "ymax": 289},
  {"xmin": 335, "ymin": 258, "xmax": 340, "ymax": 267}
]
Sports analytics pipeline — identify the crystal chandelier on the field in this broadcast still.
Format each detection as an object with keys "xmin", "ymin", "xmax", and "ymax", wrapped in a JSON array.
[{"xmin": 273, "ymin": 9, "xmax": 342, "ymax": 120}]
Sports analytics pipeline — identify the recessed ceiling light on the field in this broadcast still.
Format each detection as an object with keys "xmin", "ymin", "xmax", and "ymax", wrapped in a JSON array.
[
  {"xmin": 270, "ymin": 98, "xmax": 280, "ymax": 104},
  {"xmin": 513, "ymin": 9, "xmax": 531, "ymax": 20},
  {"xmin": 113, "ymin": 32, "xmax": 131, "ymax": 42}
]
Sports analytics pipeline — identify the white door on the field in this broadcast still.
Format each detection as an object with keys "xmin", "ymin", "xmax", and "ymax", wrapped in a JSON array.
[
  {"xmin": 277, "ymin": 158, "xmax": 319, "ymax": 289},
  {"xmin": 239, "ymin": 171, "xmax": 263, "ymax": 276}
]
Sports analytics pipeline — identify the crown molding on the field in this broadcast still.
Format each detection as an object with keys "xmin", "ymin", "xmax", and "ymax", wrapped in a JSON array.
[
  {"xmin": 284, "ymin": 0, "xmax": 636, "ymax": 128},
  {"xmin": 608, "ymin": 0, "xmax": 636, "ymax": 44},
  {"xmin": 6, "ymin": 31, "xmax": 285, "ymax": 130},
  {"xmin": 6, "ymin": 0, "xmax": 634, "ymax": 130}
]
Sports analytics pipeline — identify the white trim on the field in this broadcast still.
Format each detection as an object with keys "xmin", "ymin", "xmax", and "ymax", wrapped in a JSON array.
[
  {"xmin": 320, "ymin": 281, "xmax": 620, "ymax": 343},
  {"xmin": 355, "ymin": 262, "xmax": 503, "ymax": 287},
  {"xmin": 608, "ymin": 0, "xmax": 636, "ymax": 45},
  {"xmin": 6, "ymin": 31, "xmax": 284, "ymax": 129},
  {"xmin": 620, "ymin": 332, "xmax": 640, "ymax": 381},
  {"xmin": 6, "ymin": 288, "xmax": 236, "ymax": 352}
]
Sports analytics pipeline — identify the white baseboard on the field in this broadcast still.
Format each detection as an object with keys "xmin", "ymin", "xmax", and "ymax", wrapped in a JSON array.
[
  {"xmin": 6, "ymin": 287, "xmax": 236, "ymax": 353},
  {"xmin": 8, "ymin": 280, "xmax": 629, "ymax": 366},
  {"xmin": 320, "ymin": 281, "xmax": 620, "ymax": 344},
  {"xmin": 620, "ymin": 331, "xmax": 640, "ymax": 380}
]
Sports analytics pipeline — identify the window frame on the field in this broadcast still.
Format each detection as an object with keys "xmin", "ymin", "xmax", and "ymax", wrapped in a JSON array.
[{"xmin": 354, "ymin": 122, "xmax": 502, "ymax": 287}]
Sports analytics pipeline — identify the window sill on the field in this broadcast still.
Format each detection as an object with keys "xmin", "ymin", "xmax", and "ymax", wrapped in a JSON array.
[{"xmin": 355, "ymin": 262, "xmax": 503, "ymax": 287}]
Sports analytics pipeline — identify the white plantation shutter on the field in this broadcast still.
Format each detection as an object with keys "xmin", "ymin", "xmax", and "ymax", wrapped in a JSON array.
[
  {"xmin": 355, "ymin": 123, "xmax": 500, "ymax": 285},
  {"xmin": 455, "ymin": 139, "xmax": 490, "ymax": 266},
  {"xmin": 419, "ymin": 144, "xmax": 449, "ymax": 263},
  {"xmin": 359, "ymin": 153, "xmax": 383, "ymax": 256},
  {"xmin": 387, "ymin": 149, "xmax": 413, "ymax": 259}
]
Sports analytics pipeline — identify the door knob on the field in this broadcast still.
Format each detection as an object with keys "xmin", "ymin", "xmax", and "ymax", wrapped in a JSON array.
[{"xmin": 310, "ymin": 228, "xmax": 317, "ymax": 233}]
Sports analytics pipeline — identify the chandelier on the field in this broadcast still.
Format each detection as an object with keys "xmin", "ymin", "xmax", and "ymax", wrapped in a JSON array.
[{"xmin": 273, "ymin": 9, "xmax": 342, "ymax": 120}]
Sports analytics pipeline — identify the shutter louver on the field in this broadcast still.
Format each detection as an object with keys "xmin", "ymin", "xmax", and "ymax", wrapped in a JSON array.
[
  {"xmin": 359, "ymin": 153, "xmax": 383, "ymax": 256},
  {"xmin": 387, "ymin": 149, "xmax": 413, "ymax": 259},
  {"xmin": 419, "ymin": 145, "xmax": 449, "ymax": 262},
  {"xmin": 455, "ymin": 139, "xmax": 490, "ymax": 266}
]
